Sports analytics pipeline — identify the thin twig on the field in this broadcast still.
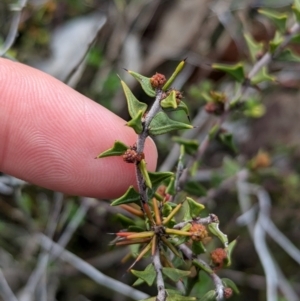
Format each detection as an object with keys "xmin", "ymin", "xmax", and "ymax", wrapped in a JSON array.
[
  {"xmin": 153, "ymin": 246, "xmax": 166, "ymax": 301},
  {"xmin": 38, "ymin": 234, "xmax": 149, "ymax": 301},
  {"xmin": 0, "ymin": 268, "xmax": 18, "ymax": 301}
]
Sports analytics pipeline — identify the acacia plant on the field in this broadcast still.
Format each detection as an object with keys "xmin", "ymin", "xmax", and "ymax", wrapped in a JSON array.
[{"xmin": 96, "ymin": 60, "xmax": 237, "ymax": 301}]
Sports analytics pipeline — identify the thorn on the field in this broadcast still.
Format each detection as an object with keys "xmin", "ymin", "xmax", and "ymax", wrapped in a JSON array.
[
  {"xmin": 123, "ymin": 68, "xmax": 129, "ymax": 72},
  {"xmin": 183, "ymin": 57, "xmax": 188, "ymax": 62},
  {"xmin": 116, "ymin": 74, "xmax": 121, "ymax": 80}
]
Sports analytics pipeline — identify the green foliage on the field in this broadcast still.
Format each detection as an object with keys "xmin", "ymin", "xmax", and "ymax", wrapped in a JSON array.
[
  {"xmin": 96, "ymin": 140, "xmax": 128, "ymax": 158},
  {"xmin": 212, "ymin": 62, "xmax": 245, "ymax": 82}
]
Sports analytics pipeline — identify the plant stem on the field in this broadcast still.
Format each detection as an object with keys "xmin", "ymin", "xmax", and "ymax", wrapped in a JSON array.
[{"xmin": 153, "ymin": 245, "xmax": 166, "ymax": 301}]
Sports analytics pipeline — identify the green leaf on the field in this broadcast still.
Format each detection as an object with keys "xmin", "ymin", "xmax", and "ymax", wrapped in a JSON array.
[
  {"xmin": 162, "ymin": 267, "xmax": 191, "ymax": 282},
  {"xmin": 172, "ymin": 137, "xmax": 199, "ymax": 155},
  {"xmin": 164, "ymin": 101, "xmax": 190, "ymax": 121},
  {"xmin": 166, "ymin": 176, "xmax": 176, "ymax": 195},
  {"xmin": 269, "ymin": 31, "xmax": 283, "ymax": 53},
  {"xmin": 225, "ymin": 239, "xmax": 237, "ymax": 267},
  {"xmin": 218, "ymin": 132, "xmax": 237, "ymax": 153},
  {"xmin": 149, "ymin": 171, "xmax": 173, "ymax": 186},
  {"xmin": 166, "ymin": 295, "xmax": 196, "ymax": 301},
  {"xmin": 131, "ymin": 263, "xmax": 156, "ymax": 286},
  {"xmin": 149, "ymin": 111, "xmax": 193, "ymax": 136},
  {"xmin": 126, "ymin": 110, "xmax": 144, "ymax": 134},
  {"xmin": 207, "ymin": 222, "xmax": 228, "ymax": 247},
  {"xmin": 186, "ymin": 197, "xmax": 205, "ymax": 219},
  {"xmin": 162, "ymin": 59, "xmax": 186, "ymax": 91},
  {"xmin": 250, "ymin": 67, "xmax": 276, "ymax": 85},
  {"xmin": 115, "ymin": 213, "xmax": 136, "ymax": 227},
  {"xmin": 243, "ymin": 98, "xmax": 266, "ymax": 118},
  {"xmin": 222, "ymin": 278, "xmax": 240, "ymax": 294},
  {"xmin": 97, "ymin": 140, "xmax": 128, "ymax": 158},
  {"xmin": 192, "ymin": 260, "xmax": 213, "ymax": 274},
  {"xmin": 161, "ymin": 90, "xmax": 178, "ymax": 109},
  {"xmin": 111, "ymin": 186, "xmax": 140, "ymax": 206},
  {"xmin": 132, "ymin": 277, "xmax": 145, "ymax": 287},
  {"xmin": 258, "ymin": 9, "xmax": 287, "ymax": 33},
  {"xmin": 192, "ymin": 241, "xmax": 206, "ymax": 254},
  {"xmin": 275, "ymin": 48, "xmax": 300, "ymax": 62},
  {"xmin": 139, "ymin": 159, "xmax": 152, "ymax": 188},
  {"xmin": 127, "ymin": 70, "xmax": 156, "ymax": 97},
  {"xmin": 184, "ymin": 181, "xmax": 207, "ymax": 197},
  {"xmin": 212, "ymin": 62, "xmax": 245, "ymax": 82},
  {"xmin": 120, "ymin": 79, "xmax": 148, "ymax": 118},
  {"xmin": 222, "ymin": 157, "xmax": 240, "ymax": 178},
  {"xmin": 293, "ymin": 0, "xmax": 300, "ymax": 22},
  {"xmin": 199, "ymin": 290, "xmax": 217, "ymax": 301},
  {"xmin": 244, "ymin": 33, "xmax": 264, "ymax": 62}
]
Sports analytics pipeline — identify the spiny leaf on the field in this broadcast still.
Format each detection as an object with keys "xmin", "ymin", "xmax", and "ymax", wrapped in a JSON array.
[
  {"xmin": 162, "ymin": 59, "xmax": 186, "ymax": 91},
  {"xmin": 212, "ymin": 62, "xmax": 245, "ymax": 82},
  {"xmin": 244, "ymin": 33, "xmax": 264, "ymax": 63},
  {"xmin": 243, "ymin": 98, "xmax": 266, "ymax": 118},
  {"xmin": 126, "ymin": 110, "xmax": 144, "ymax": 134},
  {"xmin": 184, "ymin": 181, "xmax": 207, "ymax": 197},
  {"xmin": 131, "ymin": 263, "xmax": 156, "ymax": 286},
  {"xmin": 126, "ymin": 70, "xmax": 156, "ymax": 97},
  {"xmin": 218, "ymin": 132, "xmax": 237, "ymax": 153},
  {"xmin": 162, "ymin": 267, "xmax": 191, "ymax": 282},
  {"xmin": 148, "ymin": 171, "xmax": 174, "ymax": 187},
  {"xmin": 139, "ymin": 159, "xmax": 152, "ymax": 188},
  {"xmin": 275, "ymin": 48, "xmax": 300, "ymax": 62},
  {"xmin": 120, "ymin": 79, "xmax": 148, "ymax": 118},
  {"xmin": 172, "ymin": 137, "xmax": 199, "ymax": 155},
  {"xmin": 163, "ymin": 100, "xmax": 190, "ymax": 121},
  {"xmin": 111, "ymin": 186, "xmax": 140, "ymax": 206},
  {"xmin": 192, "ymin": 241, "xmax": 206, "ymax": 254},
  {"xmin": 269, "ymin": 31, "xmax": 283, "ymax": 53},
  {"xmin": 208, "ymin": 222, "xmax": 228, "ymax": 247},
  {"xmin": 149, "ymin": 111, "xmax": 193, "ymax": 136},
  {"xmin": 258, "ymin": 9, "xmax": 287, "ymax": 33},
  {"xmin": 96, "ymin": 140, "xmax": 128, "ymax": 158},
  {"xmin": 161, "ymin": 90, "xmax": 178, "ymax": 109},
  {"xmin": 293, "ymin": 0, "xmax": 300, "ymax": 22},
  {"xmin": 186, "ymin": 197, "xmax": 205, "ymax": 218},
  {"xmin": 250, "ymin": 66, "xmax": 276, "ymax": 85}
]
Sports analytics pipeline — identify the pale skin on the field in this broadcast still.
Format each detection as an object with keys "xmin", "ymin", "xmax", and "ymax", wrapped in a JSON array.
[{"xmin": 0, "ymin": 58, "xmax": 157, "ymax": 199}]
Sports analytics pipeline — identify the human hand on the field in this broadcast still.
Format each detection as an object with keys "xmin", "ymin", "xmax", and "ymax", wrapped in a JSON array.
[{"xmin": 0, "ymin": 58, "xmax": 157, "ymax": 199}]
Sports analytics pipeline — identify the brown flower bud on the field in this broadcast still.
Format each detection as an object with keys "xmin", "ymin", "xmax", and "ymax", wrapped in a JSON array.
[
  {"xmin": 123, "ymin": 149, "xmax": 138, "ymax": 163},
  {"xmin": 189, "ymin": 223, "xmax": 209, "ymax": 242},
  {"xmin": 205, "ymin": 101, "xmax": 224, "ymax": 115},
  {"xmin": 150, "ymin": 73, "xmax": 166, "ymax": 89},
  {"xmin": 210, "ymin": 248, "xmax": 227, "ymax": 268},
  {"xmin": 123, "ymin": 144, "xmax": 144, "ymax": 163},
  {"xmin": 224, "ymin": 287, "xmax": 233, "ymax": 299}
]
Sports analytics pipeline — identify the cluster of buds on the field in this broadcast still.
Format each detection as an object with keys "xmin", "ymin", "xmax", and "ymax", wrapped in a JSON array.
[
  {"xmin": 123, "ymin": 143, "xmax": 145, "ymax": 163},
  {"xmin": 224, "ymin": 287, "xmax": 233, "ymax": 299},
  {"xmin": 150, "ymin": 73, "xmax": 166, "ymax": 89},
  {"xmin": 205, "ymin": 91, "xmax": 227, "ymax": 115},
  {"xmin": 189, "ymin": 223, "xmax": 209, "ymax": 242},
  {"xmin": 210, "ymin": 248, "xmax": 227, "ymax": 269}
]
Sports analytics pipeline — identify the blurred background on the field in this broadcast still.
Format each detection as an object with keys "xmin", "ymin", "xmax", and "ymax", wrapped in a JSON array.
[{"xmin": 0, "ymin": 0, "xmax": 300, "ymax": 300}]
